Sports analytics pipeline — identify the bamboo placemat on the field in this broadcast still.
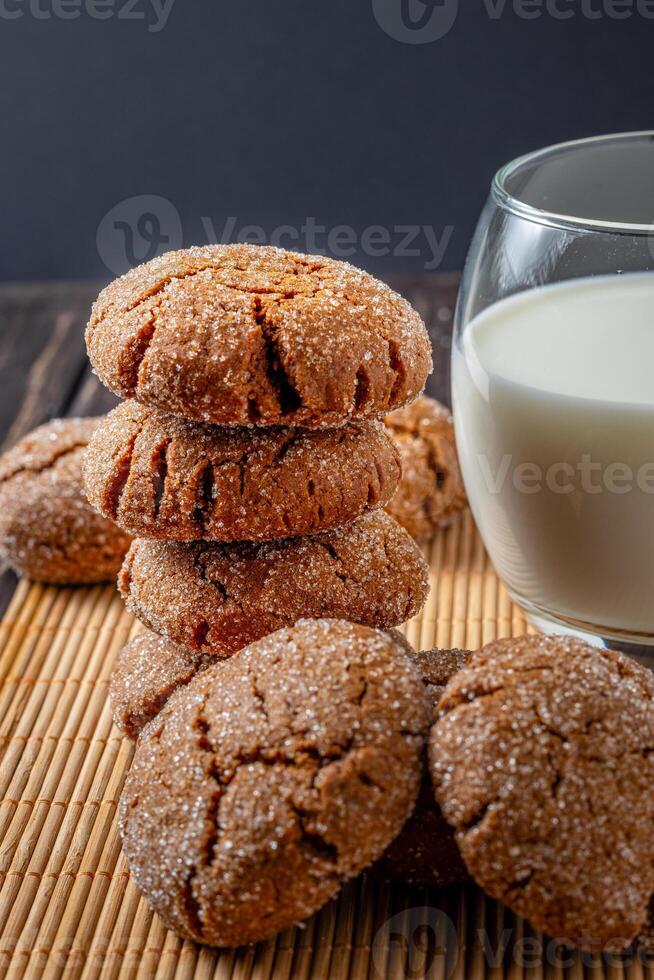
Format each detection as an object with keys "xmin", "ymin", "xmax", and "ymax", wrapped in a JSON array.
[{"xmin": 0, "ymin": 512, "xmax": 647, "ymax": 979}]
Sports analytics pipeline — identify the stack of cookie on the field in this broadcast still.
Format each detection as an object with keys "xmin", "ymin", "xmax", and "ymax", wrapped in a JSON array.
[{"xmin": 83, "ymin": 243, "xmax": 434, "ymax": 715}]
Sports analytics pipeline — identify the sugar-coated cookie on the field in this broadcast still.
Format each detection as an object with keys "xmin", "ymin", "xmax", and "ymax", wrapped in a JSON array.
[
  {"xmin": 384, "ymin": 396, "xmax": 466, "ymax": 542},
  {"xmin": 86, "ymin": 244, "xmax": 432, "ymax": 428},
  {"xmin": 0, "ymin": 418, "xmax": 131, "ymax": 584},
  {"xmin": 118, "ymin": 511, "xmax": 429, "ymax": 656},
  {"xmin": 430, "ymin": 635, "xmax": 654, "ymax": 949},
  {"xmin": 110, "ymin": 629, "xmax": 217, "ymax": 738},
  {"xmin": 373, "ymin": 646, "xmax": 470, "ymax": 887},
  {"xmin": 119, "ymin": 619, "xmax": 431, "ymax": 947},
  {"xmin": 84, "ymin": 400, "xmax": 401, "ymax": 541},
  {"xmin": 111, "ymin": 627, "xmax": 416, "ymax": 739}
]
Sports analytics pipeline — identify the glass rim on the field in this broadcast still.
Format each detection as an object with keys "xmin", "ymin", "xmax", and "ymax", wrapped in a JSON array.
[{"xmin": 492, "ymin": 131, "xmax": 654, "ymax": 236}]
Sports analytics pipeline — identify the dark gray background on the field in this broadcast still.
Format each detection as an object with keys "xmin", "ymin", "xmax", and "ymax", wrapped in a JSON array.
[{"xmin": 1, "ymin": 0, "xmax": 652, "ymax": 282}]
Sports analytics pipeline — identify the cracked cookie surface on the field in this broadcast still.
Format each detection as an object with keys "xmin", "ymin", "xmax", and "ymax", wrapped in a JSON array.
[
  {"xmin": 0, "ymin": 418, "xmax": 131, "ymax": 583},
  {"xmin": 384, "ymin": 396, "xmax": 466, "ymax": 542},
  {"xmin": 110, "ymin": 629, "xmax": 217, "ymax": 738},
  {"xmin": 118, "ymin": 510, "xmax": 429, "ymax": 656},
  {"xmin": 86, "ymin": 244, "xmax": 432, "ymax": 428},
  {"xmin": 118, "ymin": 618, "xmax": 431, "ymax": 947},
  {"xmin": 84, "ymin": 400, "xmax": 401, "ymax": 541},
  {"xmin": 110, "ymin": 627, "xmax": 415, "ymax": 740},
  {"xmin": 430, "ymin": 635, "xmax": 654, "ymax": 949},
  {"xmin": 374, "ymin": 646, "xmax": 470, "ymax": 887}
]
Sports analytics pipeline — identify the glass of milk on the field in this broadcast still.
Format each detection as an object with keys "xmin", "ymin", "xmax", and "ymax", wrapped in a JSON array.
[{"xmin": 452, "ymin": 132, "xmax": 654, "ymax": 651}]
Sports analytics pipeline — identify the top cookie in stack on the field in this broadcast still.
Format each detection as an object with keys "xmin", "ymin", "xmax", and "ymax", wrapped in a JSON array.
[
  {"xmin": 85, "ymin": 243, "xmax": 432, "ymax": 429},
  {"xmin": 84, "ymin": 244, "xmax": 433, "ymax": 656}
]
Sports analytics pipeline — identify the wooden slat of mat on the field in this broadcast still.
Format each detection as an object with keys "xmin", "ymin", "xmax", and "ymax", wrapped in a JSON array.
[{"xmin": 0, "ymin": 586, "xmax": 133, "ymax": 978}]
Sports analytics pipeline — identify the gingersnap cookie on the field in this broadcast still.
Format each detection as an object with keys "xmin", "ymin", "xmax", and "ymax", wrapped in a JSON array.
[
  {"xmin": 384, "ymin": 396, "xmax": 466, "ymax": 542},
  {"xmin": 0, "ymin": 418, "xmax": 131, "ymax": 584},
  {"xmin": 110, "ymin": 630, "xmax": 218, "ymax": 738},
  {"xmin": 430, "ymin": 635, "xmax": 654, "ymax": 949},
  {"xmin": 119, "ymin": 618, "xmax": 431, "ymax": 947},
  {"xmin": 111, "ymin": 627, "xmax": 413, "ymax": 739},
  {"xmin": 84, "ymin": 400, "xmax": 401, "ymax": 541},
  {"xmin": 86, "ymin": 244, "xmax": 432, "ymax": 428},
  {"xmin": 373, "ymin": 646, "xmax": 470, "ymax": 887},
  {"xmin": 119, "ymin": 511, "xmax": 429, "ymax": 656}
]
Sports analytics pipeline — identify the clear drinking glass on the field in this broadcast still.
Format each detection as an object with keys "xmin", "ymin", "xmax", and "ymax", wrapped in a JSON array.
[{"xmin": 452, "ymin": 132, "xmax": 654, "ymax": 653}]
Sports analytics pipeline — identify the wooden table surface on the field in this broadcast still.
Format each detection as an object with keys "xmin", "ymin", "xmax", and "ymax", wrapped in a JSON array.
[{"xmin": 0, "ymin": 274, "xmax": 460, "ymax": 615}]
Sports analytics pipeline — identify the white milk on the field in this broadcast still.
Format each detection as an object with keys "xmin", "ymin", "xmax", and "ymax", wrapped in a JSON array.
[{"xmin": 452, "ymin": 273, "xmax": 654, "ymax": 636}]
